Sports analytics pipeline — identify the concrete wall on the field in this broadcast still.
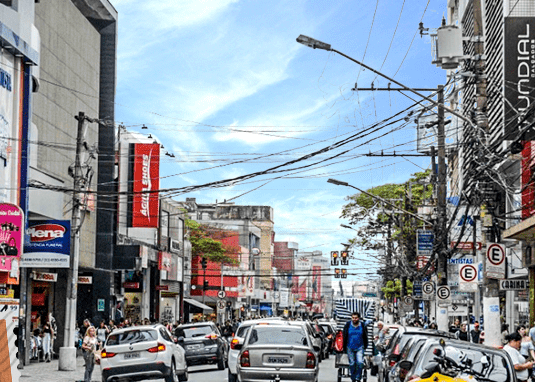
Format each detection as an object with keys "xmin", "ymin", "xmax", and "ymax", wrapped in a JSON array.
[{"xmin": 32, "ymin": 0, "xmax": 102, "ymax": 265}]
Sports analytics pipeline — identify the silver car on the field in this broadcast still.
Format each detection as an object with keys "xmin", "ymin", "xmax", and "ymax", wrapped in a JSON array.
[
  {"xmin": 100, "ymin": 324, "xmax": 188, "ymax": 382},
  {"xmin": 236, "ymin": 323, "xmax": 319, "ymax": 382},
  {"xmin": 228, "ymin": 319, "xmax": 286, "ymax": 382}
]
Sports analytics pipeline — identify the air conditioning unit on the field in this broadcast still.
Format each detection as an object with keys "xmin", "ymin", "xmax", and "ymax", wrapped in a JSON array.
[{"xmin": 169, "ymin": 238, "xmax": 181, "ymax": 253}]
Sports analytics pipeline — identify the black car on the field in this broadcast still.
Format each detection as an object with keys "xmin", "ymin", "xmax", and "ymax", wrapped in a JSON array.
[
  {"xmin": 175, "ymin": 322, "xmax": 228, "ymax": 369},
  {"xmin": 318, "ymin": 323, "xmax": 335, "ymax": 355},
  {"xmin": 378, "ymin": 326, "xmax": 456, "ymax": 382}
]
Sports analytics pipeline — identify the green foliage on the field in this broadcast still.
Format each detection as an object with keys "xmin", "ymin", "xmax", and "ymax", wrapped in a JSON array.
[
  {"xmin": 185, "ymin": 218, "xmax": 239, "ymax": 265},
  {"xmin": 381, "ymin": 279, "xmax": 413, "ymax": 299}
]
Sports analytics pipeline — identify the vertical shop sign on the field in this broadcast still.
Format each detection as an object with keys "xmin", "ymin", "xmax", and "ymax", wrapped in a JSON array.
[
  {"xmin": 312, "ymin": 266, "xmax": 321, "ymax": 301},
  {"xmin": 131, "ymin": 143, "xmax": 160, "ymax": 227},
  {"xmin": 504, "ymin": 17, "xmax": 535, "ymax": 140},
  {"xmin": 158, "ymin": 251, "xmax": 172, "ymax": 273}
]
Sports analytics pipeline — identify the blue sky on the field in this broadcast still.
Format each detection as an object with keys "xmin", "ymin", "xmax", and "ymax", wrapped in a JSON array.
[{"xmin": 111, "ymin": 0, "xmax": 448, "ymax": 282}]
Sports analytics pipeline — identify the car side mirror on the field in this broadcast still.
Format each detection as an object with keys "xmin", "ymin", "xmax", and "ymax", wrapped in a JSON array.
[
  {"xmin": 398, "ymin": 360, "xmax": 413, "ymax": 370},
  {"xmin": 177, "ymin": 336, "xmax": 184, "ymax": 342},
  {"xmin": 313, "ymin": 345, "xmax": 321, "ymax": 353},
  {"xmin": 388, "ymin": 353, "xmax": 400, "ymax": 362}
]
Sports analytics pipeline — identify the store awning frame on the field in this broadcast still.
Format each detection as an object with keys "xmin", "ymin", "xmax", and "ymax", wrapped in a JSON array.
[{"xmin": 184, "ymin": 298, "xmax": 213, "ymax": 311}]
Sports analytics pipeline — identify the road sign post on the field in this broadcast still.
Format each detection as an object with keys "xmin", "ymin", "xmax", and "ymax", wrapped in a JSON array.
[
  {"xmin": 485, "ymin": 243, "xmax": 505, "ymax": 279},
  {"xmin": 436, "ymin": 285, "xmax": 451, "ymax": 306}
]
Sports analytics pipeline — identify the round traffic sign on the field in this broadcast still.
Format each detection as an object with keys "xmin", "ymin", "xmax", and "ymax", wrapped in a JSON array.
[
  {"xmin": 459, "ymin": 264, "xmax": 477, "ymax": 282},
  {"xmin": 436, "ymin": 285, "xmax": 451, "ymax": 300},
  {"xmin": 403, "ymin": 296, "xmax": 413, "ymax": 306},
  {"xmin": 422, "ymin": 282, "xmax": 434, "ymax": 295},
  {"xmin": 217, "ymin": 290, "xmax": 227, "ymax": 299},
  {"xmin": 217, "ymin": 300, "xmax": 226, "ymax": 310},
  {"xmin": 487, "ymin": 243, "xmax": 505, "ymax": 266}
]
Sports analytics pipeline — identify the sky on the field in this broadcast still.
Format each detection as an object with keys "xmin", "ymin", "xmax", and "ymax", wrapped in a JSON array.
[{"xmin": 111, "ymin": 0, "xmax": 449, "ymax": 283}]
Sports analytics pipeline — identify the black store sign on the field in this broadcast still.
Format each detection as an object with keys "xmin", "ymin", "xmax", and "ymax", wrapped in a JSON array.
[{"xmin": 504, "ymin": 17, "xmax": 535, "ymax": 140}]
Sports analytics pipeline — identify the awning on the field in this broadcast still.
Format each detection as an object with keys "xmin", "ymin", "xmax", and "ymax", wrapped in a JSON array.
[{"xmin": 184, "ymin": 298, "xmax": 213, "ymax": 311}]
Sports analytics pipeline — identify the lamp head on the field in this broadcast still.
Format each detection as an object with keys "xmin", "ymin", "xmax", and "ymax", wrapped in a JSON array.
[
  {"xmin": 296, "ymin": 35, "xmax": 332, "ymax": 51},
  {"xmin": 327, "ymin": 178, "xmax": 348, "ymax": 186}
]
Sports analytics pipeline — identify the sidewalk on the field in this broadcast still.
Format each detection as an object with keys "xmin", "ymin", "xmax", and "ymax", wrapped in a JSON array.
[{"xmin": 20, "ymin": 354, "xmax": 101, "ymax": 382}]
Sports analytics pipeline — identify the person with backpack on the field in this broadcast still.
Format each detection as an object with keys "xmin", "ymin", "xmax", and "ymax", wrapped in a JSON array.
[{"xmin": 342, "ymin": 312, "xmax": 369, "ymax": 382}]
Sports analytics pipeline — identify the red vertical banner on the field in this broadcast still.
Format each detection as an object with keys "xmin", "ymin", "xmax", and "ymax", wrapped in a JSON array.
[
  {"xmin": 132, "ymin": 143, "xmax": 160, "ymax": 227},
  {"xmin": 291, "ymin": 276, "xmax": 299, "ymax": 294},
  {"xmin": 298, "ymin": 278, "xmax": 307, "ymax": 301},
  {"xmin": 312, "ymin": 266, "xmax": 321, "ymax": 301},
  {"xmin": 522, "ymin": 141, "xmax": 535, "ymax": 219}
]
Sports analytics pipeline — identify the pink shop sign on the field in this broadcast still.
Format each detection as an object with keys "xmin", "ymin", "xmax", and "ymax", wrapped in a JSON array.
[{"xmin": 0, "ymin": 204, "xmax": 24, "ymax": 265}]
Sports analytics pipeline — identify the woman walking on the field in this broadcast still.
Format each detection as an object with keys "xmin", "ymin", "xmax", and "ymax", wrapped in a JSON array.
[
  {"xmin": 41, "ymin": 320, "xmax": 54, "ymax": 362},
  {"xmin": 96, "ymin": 320, "xmax": 109, "ymax": 349},
  {"xmin": 81, "ymin": 326, "xmax": 99, "ymax": 382}
]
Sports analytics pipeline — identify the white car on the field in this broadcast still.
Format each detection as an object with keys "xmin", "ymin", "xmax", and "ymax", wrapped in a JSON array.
[
  {"xmin": 100, "ymin": 324, "xmax": 188, "ymax": 382},
  {"xmin": 228, "ymin": 319, "xmax": 286, "ymax": 382}
]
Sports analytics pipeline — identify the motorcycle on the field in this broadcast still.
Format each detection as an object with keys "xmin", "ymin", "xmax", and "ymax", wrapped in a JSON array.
[{"xmin": 407, "ymin": 339, "xmax": 492, "ymax": 382}]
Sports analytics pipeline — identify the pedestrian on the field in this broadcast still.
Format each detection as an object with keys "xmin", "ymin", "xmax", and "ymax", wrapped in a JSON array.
[
  {"xmin": 96, "ymin": 320, "xmax": 109, "ymax": 349},
  {"xmin": 429, "ymin": 322, "xmax": 438, "ymax": 330},
  {"xmin": 80, "ymin": 318, "xmax": 91, "ymax": 339},
  {"xmin": 108, "ymin": 319, "xmax": 117, "ymax": 332},
  {"xmin": 470, "ymin": 322, "xmax": 481, "ymax": 344},
  {"xmin": 504, "ymin": 332, "xmax": 533, "ymax": 382},
  {"xmin": 449, "ymin": 318, "xmax": 460, "ymax": 334},
  {"xmin": 342, "ymin": 312, "xmax": 369, "ymax": 382},
  {"xmin": 520, "ymin": 329, "xmax": 535, "ymax": 365},
  {"xmin": 456, "ymin": 321, "xmax": 471, "ymax": 342},
  {"xmin": 502, "ymin": 323, "xmax": 510, "ymax": 346},
  {"xmin": 42, "ymin": 320, "xmax": 54, "ymax": 362},
  {"xmin": 81, "ymin": 326, "xmax": 99, "ymax": 382},
  {"xmin": 375, "ymin": 321, "xmax": 384, "ymax": 342}
]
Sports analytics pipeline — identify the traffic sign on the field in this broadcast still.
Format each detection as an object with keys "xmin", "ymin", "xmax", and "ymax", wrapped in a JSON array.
[
  {"xmin": 217, "ymin": 300, "xmax": 226, "ymax": 310},
  {"xmin": 422, "ymin": 281, "xmax": 434, "ymax": 300},
  {"xmin": 459, "ymin": 264, "xmax": 477, "ymax": 282},
  {"xmin": 403, "ymin": 296, "xmax": 413, "ymax": 306},
  {"xmin": 217, "ymin": 290, "xmax": 227, "ymax": 299},
  {"xmin": 486, "ymin": 243, "xmax": 505, "ymax": 279},
  {"xmin": 436, "ymin": 285, "xmax": 451, "ymax": 305},
  {"xmin": 413, "ymin": 281, "xmax": 422, "ymax": 298}
]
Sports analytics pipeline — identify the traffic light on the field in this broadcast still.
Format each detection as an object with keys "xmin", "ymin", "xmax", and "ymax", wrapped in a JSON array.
[
  {"xmin": 201, "ymin": 257, "xmax": 207, "ymax": 269},
  {"xmin": 331, "ymin": 251, "xmax": 339, "ymax": 266},
  {"xmin": 341, "ymin": 268, "xmax": 348, "ymax": 278},
  {"xmin": 334, "ymin": 268, "xmax": 341, "ymax": 278},
  {"xmin": 341, "ymin": 251, "xmax": 349, "ymax": 266},
  {"xmin": 203, "ymin": 280, "xmax": 209, "ymax": 290}
]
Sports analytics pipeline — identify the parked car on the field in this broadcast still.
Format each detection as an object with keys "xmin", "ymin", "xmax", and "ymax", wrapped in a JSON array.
[
  {"xmin": 378, "ymin": 327, "xmax": 455, "ymax": 382},
  {"xmin": 387, "ymin": 337, "xmax": 429, "ymax": 382},
  {"xmin": 400, "ymin": 338, "xmax": 515, "ymax": 382},
  {"xmin": 100, "ymin": 324, "xmax": 188, "ymax": 382},
  {"xmin": 174, "ymin": 322, "xmax": 228, "ymax": 369},
  {"xmin": 235, "ymin": 323, "xmax": 319, "ymax": 382},
  {"xmin": 228, "ymin": 319, "xmax": 286, "ymax": 382}
]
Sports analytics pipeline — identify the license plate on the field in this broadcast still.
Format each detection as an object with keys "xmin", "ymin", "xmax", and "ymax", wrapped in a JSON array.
[
  {"xmin": 124, "ymin": 352, "xmax": 140, "ymax": 359},
  {"xmin": 267, "ymin": 356, "xmax": 290, "ymax": 364},
  {"xmin": 187, "ymin": 344, "xmax": 202, "ymax": 350}
]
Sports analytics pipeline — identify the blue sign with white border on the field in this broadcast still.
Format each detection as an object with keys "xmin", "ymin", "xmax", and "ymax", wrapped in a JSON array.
[{"xmin": 22, "ymin": 220, "xmax": 71, "ymax": 268}]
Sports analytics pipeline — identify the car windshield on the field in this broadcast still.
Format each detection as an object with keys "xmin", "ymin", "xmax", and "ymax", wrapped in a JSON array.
[
  {"xmin": 106, "ymin": 329, "xmax": 157, "ymax": 345},
  {"xmin": 177, "ymin": 325, "xmax": 213, "ymax": 338},
  {"xmin": 248, "ymin": 327, "xmax": 307, "ymax": 346},
  {"xmin": 414, "ymin": 344, "xmax": 513, "ymax": 381}
]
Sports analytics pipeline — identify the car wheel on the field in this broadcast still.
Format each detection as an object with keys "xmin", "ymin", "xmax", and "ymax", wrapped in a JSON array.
[
  {"xmin": 178, "ymin": 367, "xmax": 188, "ymax": 381},
  {"xmin": 228, "ymin": 370, "xmax": 237, "ymax": 382},
  {"xmin": 217, "ymin": 355, "xmax": 226, "ymax": 370},
  {"xmin": 165, "ymin": 360, "xmax": 178, "ymax": 382}
]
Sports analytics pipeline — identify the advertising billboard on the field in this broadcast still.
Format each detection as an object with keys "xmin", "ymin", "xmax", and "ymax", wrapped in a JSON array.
[
  {"xmin": 131, "ymin": 143, "xmax": 160, "ymax": 227},
  {"xmin": 22, "ymin": 220, "xmax": 71, "ymax": 268},
  {"xmin": 312, "ymin": 266, "xmax": 321, "ymax": 301},
  {"xmin": 504, "ymin": 17, "xmax": 535, "ymax": 140},
  {"xmin": 0, "ymin": 204, "xmax": 23, "ymax": 273}
]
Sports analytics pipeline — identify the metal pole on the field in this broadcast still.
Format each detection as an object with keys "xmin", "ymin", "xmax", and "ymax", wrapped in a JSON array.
[{"xmin": 59, "ymin": 112, "xmax": 89, "ymax": 370}]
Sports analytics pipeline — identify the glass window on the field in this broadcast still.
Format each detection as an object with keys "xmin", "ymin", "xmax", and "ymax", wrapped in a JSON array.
[
  {"xmin": 106, "ymin": 330, "xmax": 157, "ymax": 346},
  {"xmin": 248, "ymin": 327, "xmax": 307, "ymax": 346},
  {"xmin": 160, "ymin": 328, "xmax": 172, "ymax": 342},
  {"xmin": 180, "ymin": 325, "xmax": 213, "ymax": 338},
  {"xmin": 237, "ymin": 324, "xmax": 252, "ymax": 338}
]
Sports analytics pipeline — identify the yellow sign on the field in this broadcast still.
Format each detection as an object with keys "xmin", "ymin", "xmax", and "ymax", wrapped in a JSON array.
[{"xmin": 0, "ymin": 290, "xmax": 14, "ymax": 299}]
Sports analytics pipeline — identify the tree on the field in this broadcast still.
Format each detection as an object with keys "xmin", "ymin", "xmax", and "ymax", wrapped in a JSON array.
[
  {"xmin": 340, "ymin": 170, "xmax": 433, "ymax": 280},
  {"xmin": 185, "ymin": 218, "xmax": 240, "ymax": 265},
  {"xmin": 381, "ymin": 279, "xmax": 413, "ymax": 299}
]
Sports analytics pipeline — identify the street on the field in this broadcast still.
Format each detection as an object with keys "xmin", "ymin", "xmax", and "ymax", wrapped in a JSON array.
[{"xmin": 21, "ymin": 355, "xmax": 379, "ymax": 382}]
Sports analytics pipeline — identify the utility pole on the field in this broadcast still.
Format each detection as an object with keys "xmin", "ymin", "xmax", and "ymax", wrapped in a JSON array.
[
  {"xmin": 471, "ymin": 0, "xmax": 499, "ymax": 347},
  {"xmin": 59, "ymin": 112, "xmax": 95, "ymax": 370},
  {"xmin": 435, "ymin": 85, "xmax": 449, "ymax": 332}
]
